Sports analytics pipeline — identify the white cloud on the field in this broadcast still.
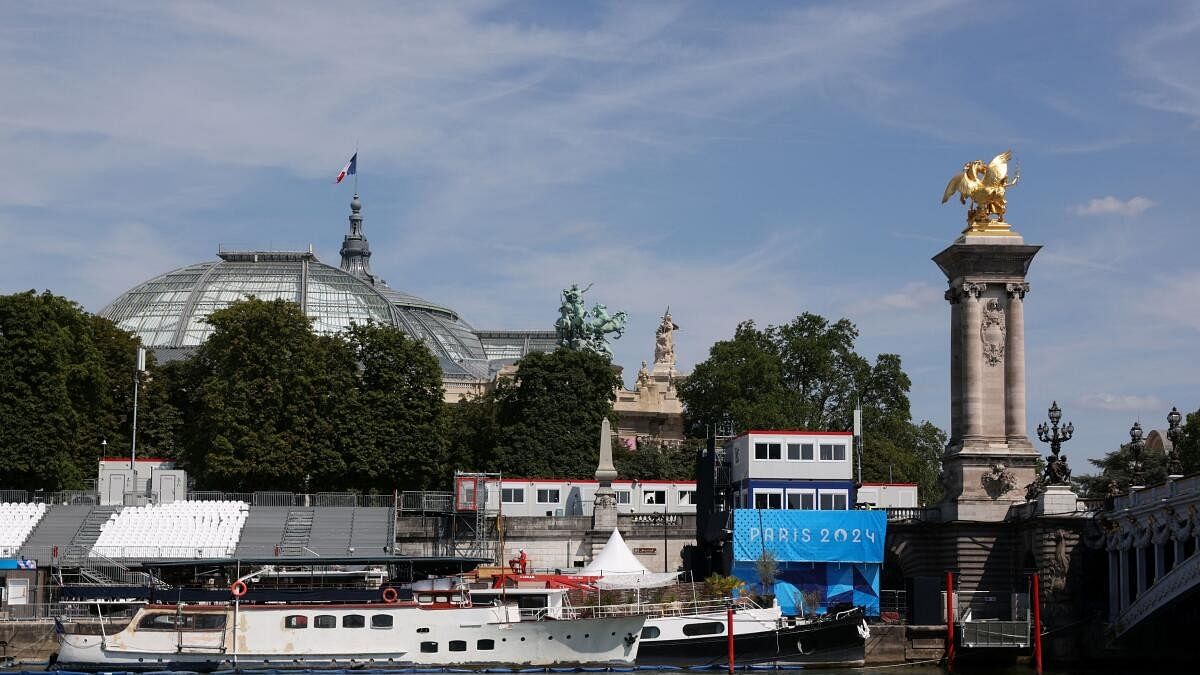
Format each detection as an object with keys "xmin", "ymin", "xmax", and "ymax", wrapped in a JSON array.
[
  {"xmin": 1072, "ymin": 196, "xmax": 1155, "ymax": 217},
  {"xmin": 843, "ymin": 281, "xmax": 943, "ymax": 315},
  {"xmin": 1077, "ymin": 393, "xmax": 1165, "ymax": 412}
]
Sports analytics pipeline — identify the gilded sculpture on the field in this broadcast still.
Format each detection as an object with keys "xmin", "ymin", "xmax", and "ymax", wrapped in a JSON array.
[{"xmin": 941, "ymin": 150, "xmax": 1020, "ymax": 233}]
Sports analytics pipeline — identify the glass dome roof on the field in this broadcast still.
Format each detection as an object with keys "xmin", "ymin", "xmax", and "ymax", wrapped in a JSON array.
[{"xmin": 101, "ymin": 194, "xmax": 493, "ymax": 379}]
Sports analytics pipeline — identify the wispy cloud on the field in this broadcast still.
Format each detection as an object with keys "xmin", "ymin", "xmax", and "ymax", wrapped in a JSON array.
[
  {"xmin": 1072, "ymin": 196, "xmax": 1155, "ymax": 217},
  {"xmin": 1077, "ymin": 393, "xmax": 1165, "ymax": 412}
]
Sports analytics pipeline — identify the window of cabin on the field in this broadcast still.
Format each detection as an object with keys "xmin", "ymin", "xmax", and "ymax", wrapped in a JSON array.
[
  {"xmin": 371, "ymin": 615, "xmax": 393, "ymax": 629},
  {"xmin": 787, "ymin": 443, "xmax": 801, "ymax": 460},
  {"xmin": 342, "ymin": 614, "xmax": 365, "ymax": 628},
  {"xmin": 284, "ymin": 615, "xmax": 308, "ymax": 629},
  {"xmin": 616, "ymin": 490, "xmax": 631, "ymax": 504},
  {"xmin": 477, "ymin": 639, "xmax": 495, "ymax": 650},
  {"xmin": 682, "ymin": 622, "xmax": 725, "ymax": 636},
  {"xmin": 502, "ymin": 488, "xmax": 525, "ymax": 503},
  {"xmin": 820, "ymin": 443, "xmax": 847, "ymax": 461},
  {"xmin": 643, "ymin": 490, "xmax": 666, "ymax": 505},
  {"xmin": 786, "ymin": 491, "xmax": 815, "ymax": 510},
  {"xmin": 536, "ymin": 489, "xmax": 560, "ymax": 504},
  {"xmin": 754, "ymin": 492, "xmax": 782, "ymax": 510},
  {"xmin": 754, "ymin": 442, "xmax": 782, "ymax": 460},
  {"xmin": 677, "ymin": 490, "xmax": 695, "ymax": 506},
  {"xmin": 416, "ymin": 627, "xmax": 430, "ymax": 633},
  {"xmin": 417, "ymin": 594, "xmax": 433, "ymax": 604},
  {"xmin": 641, "ymin": 626, "xmax": 661, "ymax": 639},
  {"xmin": 449, "ymin": 640, "xmax": 467, "ymax": 652},
  {"xmin": 420, "ymin": 642, "xmax": 438, "ymax": 653},
  {"xmin": 138, "ymin": 613, "xmax": 180, "ymax": 630},
  {"xmin": 819, "ymin": 491, "xmax": 849, "ymax": 510},
  {"xmin": 314, "ymin": 615, "xmax": 336, "ymax": 629},
  {"xmin": 191, "ymin": 614, "xmax": 226, "ymax": 630}
]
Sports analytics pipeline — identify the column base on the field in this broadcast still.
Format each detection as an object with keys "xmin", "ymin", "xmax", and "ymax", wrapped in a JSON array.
[{"xmin": 1035, "ymin": 484, "xmax": 1080, "ymax": 516}]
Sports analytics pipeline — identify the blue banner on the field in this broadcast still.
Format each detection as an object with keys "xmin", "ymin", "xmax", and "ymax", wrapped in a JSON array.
[
  {"xmin": 0, "ymin": 559, "xmax": 37, "ymax": 570},
  {"xmin": 732, "ymin": 561, "xmax": 881, "ymax": 617},
  {"xmin": 733, "ymin": 509, "xmax": 886, "ymax": 563}
]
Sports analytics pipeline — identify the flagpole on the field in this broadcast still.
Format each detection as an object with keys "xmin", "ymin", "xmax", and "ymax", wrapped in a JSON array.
[{"xmin": 354, "ymin": 141, "xmax": 359, "ymax": 194}]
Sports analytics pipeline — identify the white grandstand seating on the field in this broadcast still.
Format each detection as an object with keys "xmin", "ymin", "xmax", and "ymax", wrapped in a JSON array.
[
  {"xmin": 0, "ymin": 502, "xmax": 47, "ymax": 557},
  {"xmin": 90, "ymin": 500, "xmax": 249, "ymax": 559}
]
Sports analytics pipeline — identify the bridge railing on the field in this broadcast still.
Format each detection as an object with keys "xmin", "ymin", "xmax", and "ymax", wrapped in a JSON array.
[{"xmin": 884, "ymin": 506, "xmax": 939, "ymax": 522}]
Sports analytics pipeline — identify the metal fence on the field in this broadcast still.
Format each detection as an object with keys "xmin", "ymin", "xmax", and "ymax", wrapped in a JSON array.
[
  {"xmin": 878, "ymin": 589, "xmax": 908, "ymax": 623},
  {"xmin": 2, "ymin": 490, "xmax": 394, "ymax": 508},
  {"xmin": 399, "ymin": 491, "xmax": 454, "ymax": 513}
]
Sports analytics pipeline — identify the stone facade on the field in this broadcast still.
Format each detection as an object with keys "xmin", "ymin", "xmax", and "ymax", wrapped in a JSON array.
[{"xmin": 934, "ymin": 233, "xmax": 1041, "ymax": 521}]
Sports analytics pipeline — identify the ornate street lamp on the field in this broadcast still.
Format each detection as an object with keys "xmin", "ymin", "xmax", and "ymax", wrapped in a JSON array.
[
  {"xmin": 1128, "ymin": 421, "xmax": 1146, "ymax": 488},
  {"xmin": 1036, "ymin": 401, "xmax": 1074, "ymax": 485},
  {"xmin": 1166, "ymin": 407, "xmax": 1186, "ymax": 477}
]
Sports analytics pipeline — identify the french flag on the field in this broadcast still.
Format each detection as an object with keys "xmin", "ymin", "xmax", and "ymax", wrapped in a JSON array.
[{"xmin": 335, "ymin": 153, "xmax": 357, "ymax": 184}]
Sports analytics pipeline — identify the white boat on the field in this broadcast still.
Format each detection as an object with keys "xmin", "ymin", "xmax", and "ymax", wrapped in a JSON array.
[{"xmin": 54, "ymin": 586, "xmax": 645, "ymax": 671}]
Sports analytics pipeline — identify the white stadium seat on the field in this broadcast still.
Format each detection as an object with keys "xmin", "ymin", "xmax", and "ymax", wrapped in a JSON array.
[
  {"xmin": 0, "ymin": 502, "xmax": 48, "ymax": 557},
  {"xmin": 91, "ymin": 500, "xmax": 249, "ymax": 559}
]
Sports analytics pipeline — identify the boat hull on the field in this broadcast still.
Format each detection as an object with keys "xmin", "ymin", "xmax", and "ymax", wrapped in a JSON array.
[
  {"xmin": 636, "ymin": 608, "xmax": 867, "ymax": 668},
  {"xmin": 55, "ymin": 605, "xmax": 643, "ymax": 671}
]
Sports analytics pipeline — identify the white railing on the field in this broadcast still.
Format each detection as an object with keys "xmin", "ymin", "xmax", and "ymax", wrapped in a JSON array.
[{"xmin": 523, "ymin": 596, "xmax": 757, "ymax": 621}]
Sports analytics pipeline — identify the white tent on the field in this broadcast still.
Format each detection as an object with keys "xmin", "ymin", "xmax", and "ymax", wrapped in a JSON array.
[{"xmin": 582, "ymin": 528, "xmax": 679, "ymax": 589}]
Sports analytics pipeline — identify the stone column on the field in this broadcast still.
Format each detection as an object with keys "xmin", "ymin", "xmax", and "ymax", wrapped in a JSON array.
[
  {"xmin": 961, "ymin": 282, "xmax": 985, "ymax": 440},
  {"xmin": 1118, "ymin": 548, "xmax": 1130, "ymax": 611},
  {"xmin": 1135, "ymin": 546, "xmax": 1147, "ymax": 598},
  {"xmin": 1108, "ymin": 550, "xmax": 1121, "ymax": 622},
  {"xmin": 1154, "ymin": 542, "xmax": 1165, "ymax": 584},
  {"xmin": 1005, "ymin": 283, "xmax": 1029, "ymax": 441},
  {"xmin": 946, "ymin": 288, "xmax": 963, "ymax": 442}
]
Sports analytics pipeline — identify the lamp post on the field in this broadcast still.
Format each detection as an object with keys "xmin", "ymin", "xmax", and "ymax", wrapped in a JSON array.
[
  {"xmin": 1036, "ymin": 401, "xmax": 1074, "ymax": 485},
  {"xmin": 1166, "ymin": 407, "xmax": 1186, "ymax": 478},
  {"xmin": 1128, "ymin": 422, "xmax": 1146, "ymax": 489}
]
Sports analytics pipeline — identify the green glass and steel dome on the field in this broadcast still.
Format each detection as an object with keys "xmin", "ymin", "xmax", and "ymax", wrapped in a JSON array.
[{"xmin": 100, "ymin": 194, "xmax": 495, "ymax": 380}]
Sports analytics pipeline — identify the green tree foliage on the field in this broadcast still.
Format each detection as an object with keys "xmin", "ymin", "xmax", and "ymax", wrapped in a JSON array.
[
  {"xmin": 173, "ymin": 298, "xmax": 354, "ymax": 491},
  {"xmin": 0, "ymin": 291, "xmax": 153, "ymax": 489},
  {"xmin": 342, "ymin": 322, "xmax": 446, "ymax": 491},
  {"xmin": 1074, "ymin": 443, "xmax": 1168, "ymax": 499},
  {"xmin": 1176, "ymin": 408, "xmax": 1200, "ymax": 474},
  {"xmin": 172, "ymin": 298, "xmax": 448, "ymax": 493},
  {"xmin": 613, "ymin": 439, "xmax": 698, "ymax": 480},
  {"xmin": 676, "ymin": 313, "xmax": 945, "ymax": 502},
  {"xmin": 490, "ymin": 349, "xmax": 621, "ymax": 477}
]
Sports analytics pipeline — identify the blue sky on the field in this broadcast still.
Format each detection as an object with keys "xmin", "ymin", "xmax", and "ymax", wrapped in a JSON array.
[{"xmin": 2, "ymin": 1, "xmax": 1198, "ymax": 470}]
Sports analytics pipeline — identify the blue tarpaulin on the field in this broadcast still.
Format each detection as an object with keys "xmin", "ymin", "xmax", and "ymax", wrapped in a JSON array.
[{"xmin": 732, "ymin": 509, "xmax": 886, "ymax": 563}]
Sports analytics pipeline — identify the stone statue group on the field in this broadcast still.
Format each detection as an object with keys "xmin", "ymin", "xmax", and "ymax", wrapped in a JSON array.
[{"xmin": 555, "ymin": 283, "xmax": 628, "ymax": 359}]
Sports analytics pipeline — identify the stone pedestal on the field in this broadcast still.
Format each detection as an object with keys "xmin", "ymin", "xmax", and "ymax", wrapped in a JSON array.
[
  {"xmin": 934, "ymin": 230, "xmax": 1042, "ymax": 522},
  {"xmin": 1035, "ymin": 484, "xmax": 1079, "ymax": 516}
]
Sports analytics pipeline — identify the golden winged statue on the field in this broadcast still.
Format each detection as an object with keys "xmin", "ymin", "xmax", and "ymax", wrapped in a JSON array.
[{"xmin": 941, "ymin": 150, "xmax": 1020, "ymax": 233}]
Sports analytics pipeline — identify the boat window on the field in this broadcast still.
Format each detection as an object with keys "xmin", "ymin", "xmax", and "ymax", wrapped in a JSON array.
[
  {"xmin": 420, "ymin": 641, "xmax": 438, "ymax": 653},
  {"xmin": 435, "ymin": 595, "xmax": 449, "ymax": 603},
  {"xmin": 640, "ymin": 626, "xmax": 661, "ymax": 639},
  {"xmin": 416, "ymin": 627, "xmax": 430, "ymax": 633},
  {"xmin": 477, "ymin": 639, "xmax": 495, "ymax": 650},
  {"xmin": 517, "ymin": 596, "xmax": 548, "ymax": 610},
  {"xmin": 417, "ymin": 594, "xmax": 433, "ymax": 604},
  {"xmin": 449, "ymin": 640, "xmax": 467, "ymax": 652},
  {"xmin": 138, "ymin": 613, "xmax": 228, "ymax": 631},
  {"xmin": 314, "ymin": 615, "xmax": 337, "ymax": 629},
  {"xmin": 371, "ymin": 615, "xmax": 393, "ymax": 629},
  {"xmin": 342, "ymin": 614, "xmax": 365, "ymax": 628},
  {"xmin": 682, "ymin": 622, "xmax": 725, "ymax": 636},
  {"xmin": 190, "ymin": 614, "xmax": 226, "ymax": 630},
  {"xmin": 285, "ymin": 615, "xmax": 308, "ymax": 629}
]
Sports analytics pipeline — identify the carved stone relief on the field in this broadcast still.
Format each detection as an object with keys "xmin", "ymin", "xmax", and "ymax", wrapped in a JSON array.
[
  {"xmin": 981, "ymin": 462, "xmax": 1017, "ymax": 498},
  {"xmin": 980, "ymin": 298, "xmax": 1006, "ymax": 366}
]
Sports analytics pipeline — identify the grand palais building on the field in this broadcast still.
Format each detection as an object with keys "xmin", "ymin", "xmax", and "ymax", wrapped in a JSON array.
[{"xmin": 100, "ymin": 194, "xmax": 556, "ymax": 402}]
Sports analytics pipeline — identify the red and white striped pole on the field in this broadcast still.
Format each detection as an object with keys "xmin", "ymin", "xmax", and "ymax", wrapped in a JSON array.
[
  {"xmin": 1031, "ymin": 572, "xmax": 1043, "ymax": 675},
  {"xmin": 727, "ymin": 603, "xmax": 735, "ymax": 674},
  {"xmin": 946, "ymin": 570, "xmax": 956, "ymax": 672}
]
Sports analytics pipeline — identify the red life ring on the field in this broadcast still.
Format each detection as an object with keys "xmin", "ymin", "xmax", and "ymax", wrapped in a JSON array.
[
  {"xmin": 230, "ymin": 580, "xmax": 248, "ymax": 598},
  {"xmin": 381, "ymin": 587, "xmax": 399, "ymax": 604}
]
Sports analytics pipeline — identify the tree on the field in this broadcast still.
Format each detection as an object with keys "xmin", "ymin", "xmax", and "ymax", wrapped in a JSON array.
[
  {"xmin": 613, "ymin": 439, "xmax": 698, "ymax": 481},
  {"xmin": 1074, "ymin": 444, "xmax": 1168, "ymax": 499},
  {"xmin": 1176, "ymin": 407, "xmax": 1200, "ymax": 474},
  {"xmin": 0, "ymin": 291, "xmax": 148, "ymax": 490},
  {"xmin": 174, "ymin": 298, "xmax": 357, "ymax": 492},
  {"xmin": 341, "ymin": 322, "xmax": 446, "ymax": 491},
  {"xmin": 490, "ymin": 349, "xmax": 621, "ymax": 478},
  {"xmin": 677, "ymin": 313, "xmax": 945, "ymax": 502}
]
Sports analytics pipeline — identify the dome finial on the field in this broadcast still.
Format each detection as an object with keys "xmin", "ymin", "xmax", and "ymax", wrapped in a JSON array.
[{"xmin": 340, "ymin": 192, "xmax": 372, "ymax": 279}]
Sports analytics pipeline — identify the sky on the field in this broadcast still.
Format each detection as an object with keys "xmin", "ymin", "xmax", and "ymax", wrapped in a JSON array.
[{"xmin": 2, "ymin": 1, "xmax": 1199, "ymax": 471}]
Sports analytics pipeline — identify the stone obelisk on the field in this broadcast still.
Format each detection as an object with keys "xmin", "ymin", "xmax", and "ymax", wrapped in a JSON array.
[
  {"xmin": 590, "ymin": 418, "xmax": 619, "ymax": 556},
  {"xmin": 935, "ymin": 153, "xmax": 1041, "ymax": 521}
]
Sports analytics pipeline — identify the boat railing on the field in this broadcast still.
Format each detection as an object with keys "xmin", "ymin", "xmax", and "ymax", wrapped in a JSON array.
[{"xmin": 524, "ymin": 596, "xmax": 755, "ymax": 621}]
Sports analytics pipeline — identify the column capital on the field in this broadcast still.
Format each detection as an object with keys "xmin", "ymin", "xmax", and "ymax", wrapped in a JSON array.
[
  {"xmin": 960, "ymin": 281, "xmax": 986, "ymax": 298},
  {"xmin": 1006, "ymin": 282, "xmax": 1031, "ymax": 299}
]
